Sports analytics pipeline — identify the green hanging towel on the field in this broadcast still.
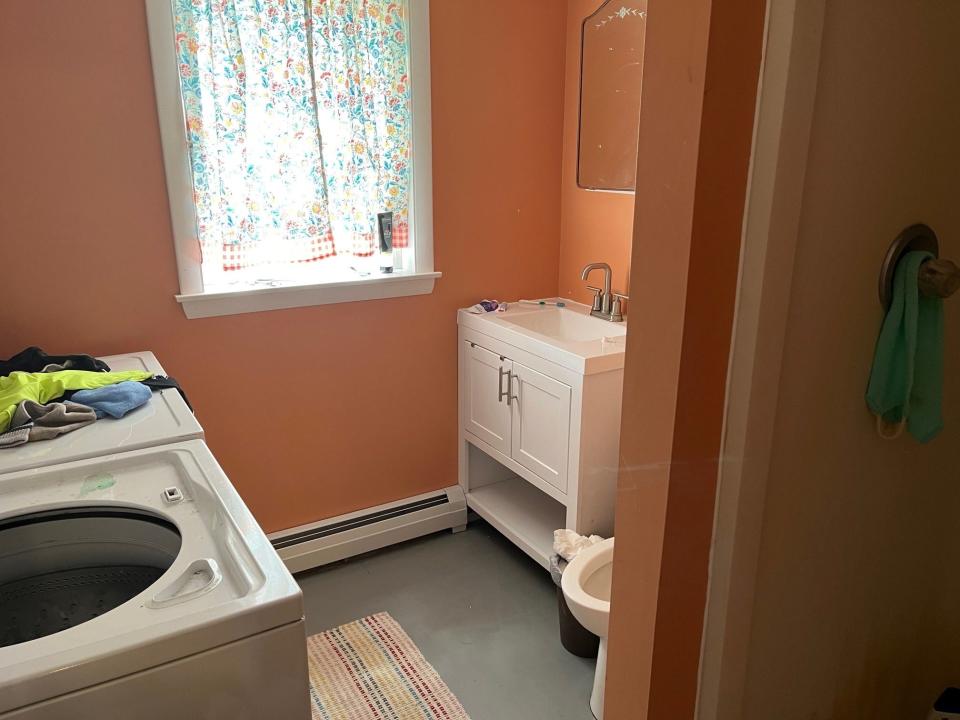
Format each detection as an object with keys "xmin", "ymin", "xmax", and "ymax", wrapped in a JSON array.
[{"xmin": 866, "ymin": 250, "xmax": 944, "ymax": 442}]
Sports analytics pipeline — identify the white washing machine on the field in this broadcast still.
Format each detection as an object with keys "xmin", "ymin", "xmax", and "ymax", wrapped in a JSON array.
[
  {"xmin": 0, "ymin": 351, "xmax": 203, "ymax": 475},
  {"xmin": 0, "ymin": 354, "xmax": 310, "ymax": 718}
]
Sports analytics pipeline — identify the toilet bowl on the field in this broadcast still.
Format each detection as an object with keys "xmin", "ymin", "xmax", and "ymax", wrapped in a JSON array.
[{"xmin": 561, "ymin": 537, "xmax": 614, "ymax": 719}]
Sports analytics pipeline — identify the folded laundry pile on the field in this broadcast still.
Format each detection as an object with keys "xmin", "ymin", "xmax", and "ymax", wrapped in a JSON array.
[
  {"xmin": 0, "ymin": 370, "xmax": 153, "ymax": 434},
  {"xmin": 0, "ymin": 347, "xmax": 197, "ymax": 449},
  {"xmin": 0, "ymin": 401, "xmax": 98, "ymax": 449},
  {"xmin": 0, "ymin": 370, "xmax": 153, "ymax": 449},
  {"xmin": 0, "ymin": 347, "xmax": 161, "ymax": 449},
  {"xmin": 72, "ymin": 382, "xmax": 153, "ymax": 419},
  {"xmin": 0, "ymin": 347, "xmax": 109, "ymax": 375}
]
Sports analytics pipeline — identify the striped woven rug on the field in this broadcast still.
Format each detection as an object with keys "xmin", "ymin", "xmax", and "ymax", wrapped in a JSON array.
[{"xmin": 307, "ymin": 612, "xmax": 471, "ymax": 720}]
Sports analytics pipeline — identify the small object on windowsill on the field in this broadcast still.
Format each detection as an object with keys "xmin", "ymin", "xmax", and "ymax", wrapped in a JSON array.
[
  {"xmin": 377, "ymin": 211, "xmax": 394, "ymax": 274},
  {"xmin": 393, "ymin": 246, "xmax": 407, "ymax": 273}
]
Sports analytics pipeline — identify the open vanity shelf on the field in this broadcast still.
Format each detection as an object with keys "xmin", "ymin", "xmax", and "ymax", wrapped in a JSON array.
[
  {"xmin": 466, "ymin": 475, "xmax": 565, "ymax": 567},
  {"xmin": 457, "ymin": 302, "xmax": 625, "ymax": 570}
]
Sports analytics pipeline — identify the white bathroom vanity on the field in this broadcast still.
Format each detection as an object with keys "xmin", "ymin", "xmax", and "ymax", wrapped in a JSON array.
[{"xmin": 457, "ymin": 300, "xmax": 626, "ymax": 568}]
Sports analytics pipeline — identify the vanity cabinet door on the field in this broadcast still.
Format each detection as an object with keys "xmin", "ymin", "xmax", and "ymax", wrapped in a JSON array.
[
  {"xmin": 510, "ymin": 362, "xmax": 572, "ymax": 494},
  {"xmin": 464, "ymin": 342, "xmax": 513, "ymax": 455}
]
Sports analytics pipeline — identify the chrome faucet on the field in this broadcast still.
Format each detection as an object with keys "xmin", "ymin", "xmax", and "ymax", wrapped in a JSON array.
[{"xmin": 580, "ymin": 262, "xmax": 628, "ymax": 322}]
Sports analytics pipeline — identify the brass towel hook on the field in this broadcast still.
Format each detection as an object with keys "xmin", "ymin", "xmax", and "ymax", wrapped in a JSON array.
[{"xmin": 878, "ymin": 224, "xmax": 960, "ymax": 310}]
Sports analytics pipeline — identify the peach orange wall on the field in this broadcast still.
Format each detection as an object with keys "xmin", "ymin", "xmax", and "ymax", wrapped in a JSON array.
[
  {"xmin": 0, "ymin": 1, "xmax": 566, "ymax": 533},
  {"xmin": 603, "ymin": 0, "xmax": 765, "ymax": 716},
  {"xmin": 557, "ymin": 0, "xmax": 637, "ymax": 305}
]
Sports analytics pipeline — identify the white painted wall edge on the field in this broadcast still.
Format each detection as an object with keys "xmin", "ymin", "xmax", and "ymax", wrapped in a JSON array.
[
  {"xmin": 268, "ymin": 486, "xmax": 467, "ymax": 575},
  {"xmin": 177, "ymin": 272, "xmax": 441, "ymax": 319},
  {"xmin": 695, "ymin": 0, "xmax": 827, "ymax": 718}
]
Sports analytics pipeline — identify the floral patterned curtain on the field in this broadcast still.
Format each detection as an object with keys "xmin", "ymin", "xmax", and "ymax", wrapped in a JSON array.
[
  {"xmin": 311, "ymin": 0, "xmax": 412, "ymax": 256},
  {"xmin": 173, "ymin": 0, "xmax": 412, "ymax": 274}
]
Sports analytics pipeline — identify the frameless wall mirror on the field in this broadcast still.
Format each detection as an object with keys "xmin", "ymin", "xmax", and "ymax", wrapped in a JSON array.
[{"xmin": 578, "ymin": 1, "xmax": 646, "ymax": 191}]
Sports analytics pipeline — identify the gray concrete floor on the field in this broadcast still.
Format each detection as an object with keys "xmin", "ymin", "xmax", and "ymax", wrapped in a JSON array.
[{"xmin": 296, "ymin": 519, "xmax": 597, "ymax": 720}]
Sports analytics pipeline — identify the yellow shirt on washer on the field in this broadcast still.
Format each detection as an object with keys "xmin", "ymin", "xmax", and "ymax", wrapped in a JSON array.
[{"xmin": 0, "ymin": 370, "xmax": 152, "ymax": 433}]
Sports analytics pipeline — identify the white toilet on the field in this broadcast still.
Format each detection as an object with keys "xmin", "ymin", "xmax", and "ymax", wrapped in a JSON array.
[{"xmin": 561, "ymin": 537, "xmax": 615, "ymax": 719}]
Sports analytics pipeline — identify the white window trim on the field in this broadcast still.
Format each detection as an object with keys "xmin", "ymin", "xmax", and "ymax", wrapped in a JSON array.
[{"xmin": 145, "ymin": 0, "xmax": 438, "ymax": 319}]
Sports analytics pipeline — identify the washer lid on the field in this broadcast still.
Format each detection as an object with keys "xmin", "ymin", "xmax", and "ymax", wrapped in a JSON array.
[
  {"xmin": 0, "ymin": 351, "xmax": 203, "ymax": 475},
  {"xmin": 0, "ymin": 440, "xmax": 302, "ymax": 713}
]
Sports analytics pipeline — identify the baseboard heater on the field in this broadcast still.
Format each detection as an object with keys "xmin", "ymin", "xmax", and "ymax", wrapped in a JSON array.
[{"xmin": 268, "ymin": 486, "xmax": 468, "ymax": 574}]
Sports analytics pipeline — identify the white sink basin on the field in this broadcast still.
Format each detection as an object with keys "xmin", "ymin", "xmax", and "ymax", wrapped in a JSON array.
[
  {"xmin": 500, "ymin": 306, "xmax": 625, "ymax": 343},
  {"xmin": 457, "ymin": 300, "xmax": 627, "ymax": 374}
]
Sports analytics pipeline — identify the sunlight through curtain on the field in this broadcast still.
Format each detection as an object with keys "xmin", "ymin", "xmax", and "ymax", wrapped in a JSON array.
[{"xmin": 173, "ymin": 0, "xmax": 412, "ymax": 274}]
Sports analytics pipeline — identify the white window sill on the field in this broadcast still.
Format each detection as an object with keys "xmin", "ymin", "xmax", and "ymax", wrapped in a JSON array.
[{"xmin": 175, "ymin": 271, "xmax": 441, "ymax": 319}]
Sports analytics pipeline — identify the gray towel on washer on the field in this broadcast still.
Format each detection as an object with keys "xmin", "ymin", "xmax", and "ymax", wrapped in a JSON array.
[{"xmin": 0, "ymin": 400, "xmax": 97, "ymax": 448}]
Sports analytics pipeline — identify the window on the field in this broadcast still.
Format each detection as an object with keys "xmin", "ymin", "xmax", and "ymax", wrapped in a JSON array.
[{"xmin": 146, "ymin": 0, "xmax": 437, "ymax": 318}]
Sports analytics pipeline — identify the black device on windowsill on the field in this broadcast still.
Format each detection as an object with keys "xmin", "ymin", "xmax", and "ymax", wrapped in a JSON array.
[{"xmin": 377, "ymin": 212, "xmax": 394, "ymax": 274}]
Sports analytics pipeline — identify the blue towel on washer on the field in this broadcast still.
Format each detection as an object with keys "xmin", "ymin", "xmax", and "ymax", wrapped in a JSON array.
[{"xmin": 72, "ymin": 381, "xmax": 152, "ymax": 419}]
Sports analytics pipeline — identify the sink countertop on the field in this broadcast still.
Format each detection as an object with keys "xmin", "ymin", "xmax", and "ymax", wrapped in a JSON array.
[{"xmin": 457, "ymin": 299, "xmax": 627, "ymax": 375}]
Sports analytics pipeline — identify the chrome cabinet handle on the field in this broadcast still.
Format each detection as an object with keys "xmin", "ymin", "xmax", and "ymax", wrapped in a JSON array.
[{"xmin": 498, "ymin": 367, "xmax": 519, "ymax": 406}]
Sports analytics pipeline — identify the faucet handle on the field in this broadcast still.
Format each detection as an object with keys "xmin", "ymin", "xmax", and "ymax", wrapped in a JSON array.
[
  {"xmin": 610, "ymin": 292, "xmax": 629, "ymax": 322},
  {"xmin": 586, "ymin": 285, "xmax": 604, "ymax": 312}
]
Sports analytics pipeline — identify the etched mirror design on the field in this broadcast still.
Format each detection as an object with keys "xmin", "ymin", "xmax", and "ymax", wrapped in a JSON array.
[{"xmin": 578, "ymin": 1, "xmax": 646, "ymax": 191}]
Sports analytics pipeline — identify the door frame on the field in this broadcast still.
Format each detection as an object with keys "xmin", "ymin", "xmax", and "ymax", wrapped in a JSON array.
[
  {"xmin": 695, "ymin": 0, "xmax": 827, "ymax": 718},
  {"xmin": 602, "ymin": 0, "xmax": 771, "ymax": 717},
  {"xmin": 602, "ymin": 0, "xmax": 829, "ymax": 717}
]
